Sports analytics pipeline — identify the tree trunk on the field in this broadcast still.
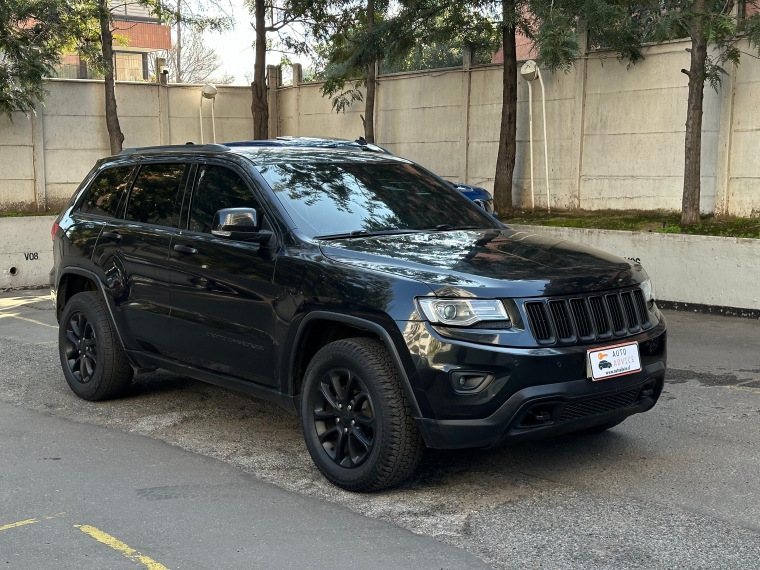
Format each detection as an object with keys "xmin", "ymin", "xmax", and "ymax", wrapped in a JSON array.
[
  {"xmin": 176, "ymin": 0, "xmax": 182, "ymax": 83},
  {"xmin": 99, "ymin": 1, "xmax": 124, "ymax": 155},
  {"xmin": 251, "ymin": 0, "xmax": 268, "ymax": 139},
  {"xmin": 364, "ymin": 0, "xmax": 376, "ymax": 143},
  {"xmin": 681, "ymin": 0, "xmax": 708, "ymax": 226},
  {"xmin": 493, "ymin": 0, "xmax": 517, "ymax": 216}
]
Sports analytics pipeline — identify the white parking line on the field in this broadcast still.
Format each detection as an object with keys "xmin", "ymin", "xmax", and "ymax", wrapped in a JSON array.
[{"xmin": 0, "ymin": 313, "xmax": 56, "ymax": 329}]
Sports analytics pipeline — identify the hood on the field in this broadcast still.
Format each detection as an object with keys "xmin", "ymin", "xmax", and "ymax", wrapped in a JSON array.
[{"xmin": 319, "ymin": 228, "xmax": 646, "ymax": 298}]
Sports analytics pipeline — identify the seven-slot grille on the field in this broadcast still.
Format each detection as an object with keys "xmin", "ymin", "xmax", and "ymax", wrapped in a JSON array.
[{"xmin": 524, "ymin": 289, "xmax": 651, "ymax": 345}]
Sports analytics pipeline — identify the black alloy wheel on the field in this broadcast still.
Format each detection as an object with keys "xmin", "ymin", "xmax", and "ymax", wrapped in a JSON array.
[
  {"xmin": 58, "ymin": 291, "xmax": 133, "ymax": 401},
  {"xmin": 301, "ymin": 338, "xmax": 423, "ymax": 492},
  {"xmin": 313, "ymin": 368, "xmax": 376, "ymax": 468},
  {"xmin": 65, "ymin": 311, "xmax": 98, "ymax": 383}
]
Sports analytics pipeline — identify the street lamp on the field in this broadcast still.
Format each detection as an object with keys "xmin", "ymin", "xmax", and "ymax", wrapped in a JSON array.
[
  {"xmin": 520, "ymin": 60, "xmax": 551, "ymax": 213},
  {"xmin": 199, "ymin": 84, "xmax": 218, "ymax": 144}
]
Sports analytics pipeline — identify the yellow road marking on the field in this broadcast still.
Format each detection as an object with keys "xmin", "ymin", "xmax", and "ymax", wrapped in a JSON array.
[
  {"xmin": 75, "ymin": 525, "xmax": 169, "ymax": 570},
  {"xmin": 0, "ymin": 312, "xmax": 57, "ymax": 329},
  {"xmin": 0, "ymin": 513, "xmax": 65, "ymax": 532},
  {"xmin": 722, "ymin": 385, "xmax": 760, "ymax": 396},
  {"xmin": 0, "ymin": 518, "xmax": 39, "ymax": 531}
]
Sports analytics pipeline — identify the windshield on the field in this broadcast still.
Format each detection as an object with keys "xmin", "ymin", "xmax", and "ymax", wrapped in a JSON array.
[{"xmin": 255, "ymin": 161, "xmax": 499, "ymax": 238}]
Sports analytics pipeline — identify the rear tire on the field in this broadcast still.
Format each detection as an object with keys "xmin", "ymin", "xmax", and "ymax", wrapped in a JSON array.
[
  {"xmin": 300, "ymin": 338, "xmax": 423, "ymax": 492},
  {"xmin": 59, "ymin": 291, "xmax": 133, "ymax": 401}
]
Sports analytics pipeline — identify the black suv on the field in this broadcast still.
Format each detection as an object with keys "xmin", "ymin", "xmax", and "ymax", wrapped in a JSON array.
[{"xmin": 51, "ymin": 142, "xmax": 667, "ymax": 491}]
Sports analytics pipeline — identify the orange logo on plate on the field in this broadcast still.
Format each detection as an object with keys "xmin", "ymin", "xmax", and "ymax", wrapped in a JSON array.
[{"xmin": 597, "ymin": 352, "xmax": 608, "ymax": 361}]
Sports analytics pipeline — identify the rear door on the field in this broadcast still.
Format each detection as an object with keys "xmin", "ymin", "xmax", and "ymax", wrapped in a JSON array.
[
  {"xmin": 93, "ymin": 162, "xmax": 189, "ymax": 356},
  {"xmin": 167, "ymin": 163, "xmax": 280, "ymax": 387},
  {"xmin": 61, "ymin": 165, "xmax": 135, "ymax": 271}
]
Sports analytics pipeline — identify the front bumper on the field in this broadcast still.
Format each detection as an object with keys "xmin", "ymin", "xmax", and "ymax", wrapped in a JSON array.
[
  {"xmin": 416, "ymin": 365, "xmax": 664, "ymax": 449},
  {"xmin": 400, "ymin": 319, "xmax": 667, "ymax": 449}
]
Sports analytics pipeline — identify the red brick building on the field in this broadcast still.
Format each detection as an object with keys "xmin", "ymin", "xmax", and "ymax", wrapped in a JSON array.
[
  {"xmin": 55, "ymin": 1, "xmax": 171, "ymax": 81},
  {"xmin": 490, "ymin": 32, "xmax": 536, "ymax": 64}
]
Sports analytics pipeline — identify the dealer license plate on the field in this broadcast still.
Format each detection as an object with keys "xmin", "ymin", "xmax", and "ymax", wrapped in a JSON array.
[{"xmin": 587, "ymin": 341, "xmax": 641, "ymax": 381}]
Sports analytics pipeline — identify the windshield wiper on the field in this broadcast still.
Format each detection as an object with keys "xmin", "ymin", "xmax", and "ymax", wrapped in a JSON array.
[{"xmin": 315, "ymin": 229, "xmax": 424, "ymax": 240}]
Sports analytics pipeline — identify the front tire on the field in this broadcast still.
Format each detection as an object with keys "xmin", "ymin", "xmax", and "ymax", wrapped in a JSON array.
[
  {"xmin": 300, "ymin": 338, "xmax": 423, "ymax": 492},
  {"xmin": 59, "ymin": 291, "xmax": 133, "ymax": 401}
]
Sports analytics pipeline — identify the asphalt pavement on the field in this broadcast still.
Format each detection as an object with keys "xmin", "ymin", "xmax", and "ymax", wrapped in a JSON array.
[
  {"xmin": 0, "ymin": 401, "xmax": 488, "ymax": 569},
  {"xmin": 1, "ymin": 289, "xmax": 759, "ymax": 569}
]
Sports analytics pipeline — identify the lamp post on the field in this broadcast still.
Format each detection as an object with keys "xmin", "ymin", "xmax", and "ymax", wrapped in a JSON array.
[
  {"xmin": 520, "ymin": 60, "xmax": 551, "ymax": 213},
  {"xmin": 199, "ymin": 84, "xmax": 218, "ymax": 144}
]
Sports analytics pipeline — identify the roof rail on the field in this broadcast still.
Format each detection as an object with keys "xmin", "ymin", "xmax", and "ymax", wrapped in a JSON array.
[
  {"xmin": 222, "ymin": 140, "xmax": 286, "ymax": 148},
  {"xmin": 118, "ymin": 143, "xmax": 230, "ymax": 155},
  {"xmin": 220, "ymin": 137, "xmax": 392, "ymax": 155}
]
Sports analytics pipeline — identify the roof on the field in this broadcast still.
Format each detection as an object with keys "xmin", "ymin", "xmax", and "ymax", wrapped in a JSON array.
[{"xmin": 117, "ymin": 138, "xmax": 405, "ymax": 166}]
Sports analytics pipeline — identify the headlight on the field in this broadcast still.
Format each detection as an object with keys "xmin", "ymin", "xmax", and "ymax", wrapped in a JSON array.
[
  {"xmin": 640, "ymin": 279, "xmax": 655, "ymax": 303},
  {"xmin": 418, "ymin": 298, "xmax": 510, "ymax": 327}
]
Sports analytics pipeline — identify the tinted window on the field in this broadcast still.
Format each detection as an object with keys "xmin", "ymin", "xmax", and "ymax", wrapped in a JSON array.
[
  {"xmin": 80, "ymin": 166, "xmax": 134, "ymax": 218},
  {"xmin": 256, "ymin": 161, "xmax": 497, "ymax": 238},
  {"xmin": 189, "ymin": 165, "xmax": 260, "ymax": 233},
  {"xmin": 126, "ymin": 164, "xmax": 187, "ymax": 226}
]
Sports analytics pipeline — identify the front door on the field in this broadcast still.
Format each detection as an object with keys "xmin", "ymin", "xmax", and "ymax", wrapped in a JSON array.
[
  {"xmin": 167, "ymin": 163, "xmax": 280, "ymax": 387},
  {"xmin": 93, "ymin": 162, "xmax": 189, "ymax": 356}
]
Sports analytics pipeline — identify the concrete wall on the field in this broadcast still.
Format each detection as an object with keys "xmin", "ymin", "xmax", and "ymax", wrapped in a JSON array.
[
  {"xmin": 1, "ymin": 39, "xmax": 760, "ymax": 217},
  {"xmin": 275, "ymin": 39, "xmax": 758, "ymax": 217},
  {"xmin": 0, "ymin": 80, "xmax": 254, "ymax": 212},
  {"xmin": 510, "ymin": 225, "xmax": 760, "ymax": 311},
  {"xmin": 0, "ymin": 216, "xmax": 56, "ymax": 290}
]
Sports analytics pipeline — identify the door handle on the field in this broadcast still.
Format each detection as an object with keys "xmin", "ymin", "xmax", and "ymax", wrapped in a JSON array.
[
  {"xmin": 102, "ymin": 231, "xmax": 122, "ymax": 241},
  {"xmin": 173, "ymin": 244, "xmax": 198, "ymax": 254}
]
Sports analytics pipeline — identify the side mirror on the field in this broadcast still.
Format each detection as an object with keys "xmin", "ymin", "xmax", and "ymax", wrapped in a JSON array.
[{"xmin": 211, "ymin": 208, "xmax": 273, "ymax": 244}]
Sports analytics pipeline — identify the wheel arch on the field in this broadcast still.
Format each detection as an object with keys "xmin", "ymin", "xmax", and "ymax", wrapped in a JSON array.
[
  {"xmin": 56, "ymin": 267, "xmax": 130, "ymax": 358},
  {"xmin": 289, "ymin": 312, "xmax": 423, "ymax": 418}
]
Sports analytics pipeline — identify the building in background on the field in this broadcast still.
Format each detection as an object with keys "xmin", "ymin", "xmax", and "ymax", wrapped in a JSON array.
[{"xmin": 53, "ymin": 1, "xmax": 170, "ymax": 81}]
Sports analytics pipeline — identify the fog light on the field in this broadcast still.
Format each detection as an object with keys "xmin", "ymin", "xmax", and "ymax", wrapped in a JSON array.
[{"xmin": 450, "ymin": 371, "xmax": 495, "ymax": 394}]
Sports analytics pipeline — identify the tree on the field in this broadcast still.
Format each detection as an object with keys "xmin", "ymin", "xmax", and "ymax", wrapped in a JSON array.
[
  {"xmin": 325, "ymin": 0, "xmax": 526, "ymax": 211},
  {"xmin": 0, "ymin": 0, "xmax": 81, "ymax": 117},
  {"xmin": 533, "ymin": 0, "xmax": 760, "ymax": 224},
  {"xmin": 151, "ymin": 27, "xmax": 234, "ymax": 83},
  {"xmin": 315, "ymin": 0, "xmax": 401, "ymax": 143},
  {"xmin": 244, "ymin": 0, "xmax": 326, "ymax": 139},
  {"xmin": 68, "ymin": 0, "xmax": 230, "ymax": 155},
  {"xmin": 98, "ymin": 0, "xmax": 124, "ymax": 155}
]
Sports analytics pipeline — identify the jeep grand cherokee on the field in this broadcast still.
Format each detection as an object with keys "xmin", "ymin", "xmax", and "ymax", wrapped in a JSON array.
[{"xmin": 51, "ymin": 142, "xmax": 667, "ymax": 491}]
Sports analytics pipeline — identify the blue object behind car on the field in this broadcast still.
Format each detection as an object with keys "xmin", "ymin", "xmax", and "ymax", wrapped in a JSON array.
[{"xmin": 451, "ymin": 183, "xmax": 495, "ymax": 214}]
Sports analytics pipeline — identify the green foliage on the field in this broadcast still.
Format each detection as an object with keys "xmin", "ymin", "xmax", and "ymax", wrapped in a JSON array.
[
  {"xmin": 535, "ymin": 0, "xmax": 760, "ymax": 88},
  {"xmin": 0, "ymin": 0, "xmax": 87, "ymax": 117},
  {"xmin": 381, "ymin": 41, "xmax": 465, "ymax": 73},
  {"xmin": 0, "ymin": 0, "xmax": 233, "ymax": 117},
  {"xmin": 315, "ymin": 0, "xmax": 503, "ymax": 112}
]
